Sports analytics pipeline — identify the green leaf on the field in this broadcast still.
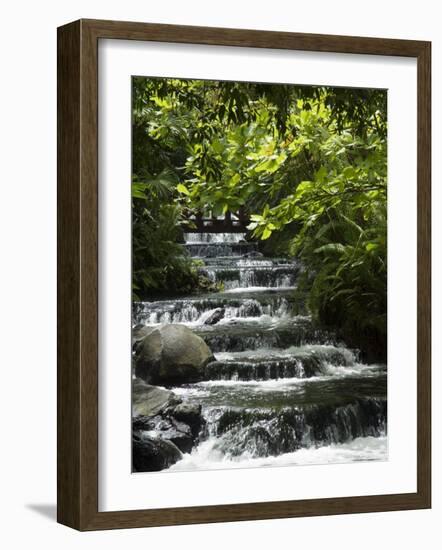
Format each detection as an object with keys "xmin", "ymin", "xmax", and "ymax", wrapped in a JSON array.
[
  {"xmin": 177, "ymin": 183, "xmax": 190, "ymax": 195},
  {"xmin": 211, "ymin": 139, "xmax": 224, "ymax": 155},
  {"xmin": 296, "ymin": 181, "xmax": 314, "ymax": 195},
  {"xmin": 314, "ymin": 243, "xmax": 347, "ymax": 255},
  {"xmin": 262, "ymin": 227, "xmax": 272, "ymax": 240},
  {"xmin": 315, "ymin": 166, "xmax": 327, "ymax": 183}
]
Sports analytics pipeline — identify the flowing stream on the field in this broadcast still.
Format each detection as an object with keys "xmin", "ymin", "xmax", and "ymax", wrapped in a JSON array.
[{"xmin": 134, "ymin": 232, "xmax": 387, "ymax": 471}]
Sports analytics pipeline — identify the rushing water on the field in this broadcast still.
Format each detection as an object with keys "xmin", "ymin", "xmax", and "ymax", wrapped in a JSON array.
[{"xmin": 133, "ymin": 232, "xmax": 387, "ymax": 470}]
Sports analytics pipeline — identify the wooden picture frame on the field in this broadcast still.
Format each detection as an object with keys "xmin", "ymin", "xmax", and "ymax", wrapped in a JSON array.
[{"xmin": 57, "ymin": 18, "xmax": 431, "ymax": 531}]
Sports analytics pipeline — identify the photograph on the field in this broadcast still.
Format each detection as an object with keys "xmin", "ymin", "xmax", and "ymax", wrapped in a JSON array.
[
  {"xmin": 131, "ymin": 77, "xmax": 388, "ymax": 473},
  {"xmin": 1, "ymin": 0, "xmax": 434, "ymax": 537}
]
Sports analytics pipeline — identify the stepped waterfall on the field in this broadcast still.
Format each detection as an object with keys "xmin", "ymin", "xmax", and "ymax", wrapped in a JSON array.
[{"xmin": 133, "ymin": 232, "xmax": 387, "ymax": 471}]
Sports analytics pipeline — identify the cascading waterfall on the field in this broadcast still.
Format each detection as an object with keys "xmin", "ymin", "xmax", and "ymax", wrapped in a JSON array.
[{"xmin": 133, "ymin": 232, "xmax": 387, "ymax": 471}]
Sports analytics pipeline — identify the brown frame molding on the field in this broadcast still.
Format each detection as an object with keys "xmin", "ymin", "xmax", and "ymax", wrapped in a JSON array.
[{"xmin": 57, "ymin": 19, "xmax": 431, "ymax": 531}]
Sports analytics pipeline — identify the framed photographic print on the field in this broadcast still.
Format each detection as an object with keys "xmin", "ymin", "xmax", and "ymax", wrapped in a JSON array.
[{"xmin": 57, "ymin": 19, "xmax": 431, "ymax": 530}]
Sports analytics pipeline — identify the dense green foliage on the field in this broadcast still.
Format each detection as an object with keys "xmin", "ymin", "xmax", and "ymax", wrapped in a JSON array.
[
  {"xmin": 132, "ymin": 172, "xmax": 196, "ymax": 298},
  {"xmin": 132, "ymin": 77, "xmax": 387, "ymax": 357},
  {"xmin": 132, "ymin": 81, "xmax": 216, "ymax": 298}
]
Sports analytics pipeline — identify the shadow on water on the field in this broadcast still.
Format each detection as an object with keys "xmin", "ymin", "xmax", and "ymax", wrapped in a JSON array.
[{"xmin": 26, "ymin": 503, "xmax": 57, "ymax": 521}]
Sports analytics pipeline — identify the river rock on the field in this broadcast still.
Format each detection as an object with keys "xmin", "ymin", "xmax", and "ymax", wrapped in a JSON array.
[
  {"xmin": 241, "ymin": 299, "xmax": 262, "ymax": 317},
  {"xmin": 132, "ymin": 378, "xmax": 181, "ymax": 417},
  {"xmin": 133, "ymin": 415, "xmax": 193, "ymax": 454},
  {"xmin": 170, "ymin": 402, "xmax": 204, "ymax": 439},
  {"xmin": 135, "ymin": 324, "xmax": 215, "ymax": 385},
  {"xmin": 204, "ymin": 308, "xmax": 225, "ymax": 325},
  {"xmin": 132, "ymin": 432, "xmax": 182, "ymax": 472},
  {"xmin": 161, "ymin": 419, "xmax": 193, "ymax": 453},
  {"xmin": 243, "ymin": 251, "xmax": 264, "ymax": 258}
]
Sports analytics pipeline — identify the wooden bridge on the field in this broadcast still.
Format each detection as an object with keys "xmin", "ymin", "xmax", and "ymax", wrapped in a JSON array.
[{"xmin": 183, "ymin": 209, "xmax": 250, "ymax": 233}]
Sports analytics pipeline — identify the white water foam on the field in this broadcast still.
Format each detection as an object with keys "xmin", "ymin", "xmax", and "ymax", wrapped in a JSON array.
[
  {"xmin": 215, "ymin": 344, "xmax": 356, "ymax": 364},
  {"xmin": 168, "ymin": 436, "xmax": 388, "ymax": 472},
  {"xmin": 141, "ymin": 310, "xmax": 291, "ymax": 328}
]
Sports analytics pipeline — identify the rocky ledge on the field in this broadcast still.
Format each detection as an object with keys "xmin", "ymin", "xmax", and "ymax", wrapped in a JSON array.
[{"xmin": 132, "ymin": 378, "xmax": 204, "ymax": 472}]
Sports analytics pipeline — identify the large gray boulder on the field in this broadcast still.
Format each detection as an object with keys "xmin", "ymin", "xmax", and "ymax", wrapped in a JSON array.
[
  {"xmin": 132, "ymin": 378, "xmax": 181, "ymax": 417},
  {"xmin": 135, "ymin": 324, "xmax": 214, "ymax": 386}
]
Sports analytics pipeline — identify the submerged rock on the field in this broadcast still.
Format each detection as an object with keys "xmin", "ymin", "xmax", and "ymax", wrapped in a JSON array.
[
  {"xmin": 135, "ymin": 324, "xmax": 215, "ymax": 385},
  {"xmin": 132, "ymin": 433, "xmax": 182, "ymax": 472},
  {"xmin": 132, "ymin": 378, "xmax": 181, "ymax": 417},
  {"xmin": 203, "ymin": 308, "xmax": 225, "ymax": 326},
  {"xmin": 243, "ymin": 250, "xmax": 264, "ymax": 258},
  {"xmin": 239, "ymin": 299, "xmax": 262, "ymax": 317}
]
